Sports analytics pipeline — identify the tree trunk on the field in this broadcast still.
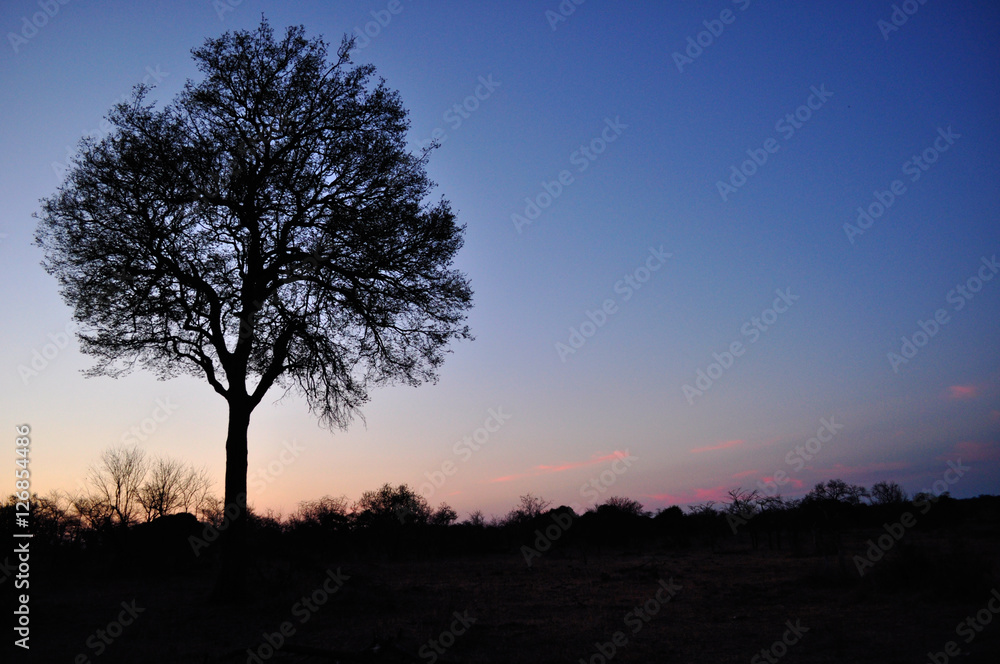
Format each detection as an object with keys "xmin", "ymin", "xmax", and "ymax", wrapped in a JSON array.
[{"xmin": 211, "ymin": 397, "xmax": 252, "ymax": 602}]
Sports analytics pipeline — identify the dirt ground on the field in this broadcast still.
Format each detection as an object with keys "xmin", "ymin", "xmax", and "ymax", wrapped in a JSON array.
[{"xmin": 15, "ymin": 530, "xmax": 1000, "ymax": 663}]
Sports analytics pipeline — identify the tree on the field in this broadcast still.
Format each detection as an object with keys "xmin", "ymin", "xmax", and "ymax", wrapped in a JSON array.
[
  {"xmin": 805, "ymin": 479, "xmax": 869, "ymax": 505},
  {"xmin": 463, "ymin": 509, "xmax": 485, "ymax": 527},
  {"xmin": 429, "ymin": 502, "xmax": 458, "ymax": 526},
  {"xmin": 687, "ymin": 501, "xmax": 717, "ymax": 515},
  {"xmin": 35, "ymin": 20, "xmax": 473, "ymax": 600},
  {"xmin": 724, "ymin": 487, "xmax": 761, "ymax": 518},
  {"xmin": 176, "ymin": 464, "xmax": 214, "ymax": 516},
  {"xmin": 870, "ymin": 480, "xmax": 907, "ymax": 505},
  {"xmin": 353, "ymin": 483, "xmax": 431, "ymax": 527},
  {"xmin": 293, "ymin": 494, "xmax": 351, "ymax": 530},
  {"xmin": 137, "ymin": 457, "xmax": 213, "ymax": 521},
  {"xmin": 599, "ymin": 495, "xmax": 647, "ymax": 517},
  {"xmin": 503, "ymin": 493, "xmax": 551, "ymax": 525},
  {"xmin": 83, "ymin": 445, "xmax": 148, "ymax": 529},
  {"xmin": 137, "ymin": 457, "xmax": 186, "ymax": 521}
]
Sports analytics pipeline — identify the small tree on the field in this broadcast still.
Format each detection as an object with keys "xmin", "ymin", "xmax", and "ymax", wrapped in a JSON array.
[
  {"xmin": 354, "ymin": 483, "xmax": 431, "ymax": 527},
  {"xmin": 137, "ymin": 457, "xmax": 187, "ymax": 521},
  {"xmin": 292, "ymin": 495, "xmax": 351, "ymax": 530},
  {"xmin": 503, "ymin": 493, "xmax": 551, "ymax": 525},
  {"xmin": 176, "ymin": 465, "xmax": 213, "ymax": 515},
  {"xmin": 23, "ymin": 491, "xmax": 81, "ymax": 545},
  {"xmin": 84, "ymin": 445, "xmax": 148, "ymax": 528},
  {"xmin": 687, "ymin": 501, "xmax": 717, "ymax": 515},
  {"xmin": 600, "ymin": 495, "xmax": 647, "ymax": 517},
  {"xmin": 429, "ymin": 502, "xmax": 458, "ymax": 526},
  {"xmin": 35, "ymin": 19, "xmax": 472, "ymax": 599},
  {"xmin": 464, "ymin": 509, "xmax": 485, "ymax": 527},
  {"xmin": 724, "ymin": 488, "xmax": 761, "ymax": 519},
  {"xmin": 805, "ymin": 479, "xmax": 869, "ymax": 505},
  {"xmin": 870, "ymin": 480, "xmax": 907, "ymax": 505}
]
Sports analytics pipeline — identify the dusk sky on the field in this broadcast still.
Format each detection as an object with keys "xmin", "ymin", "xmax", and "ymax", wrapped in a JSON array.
[{"xmin": 2, "ymin": 0, "xmax": 998, "ymax": 520}]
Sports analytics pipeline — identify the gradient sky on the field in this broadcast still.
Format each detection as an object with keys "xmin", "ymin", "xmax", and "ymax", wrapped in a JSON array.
[{"xmin": 2, "ymin": 0, "xmax": 998, "ymax": 520}]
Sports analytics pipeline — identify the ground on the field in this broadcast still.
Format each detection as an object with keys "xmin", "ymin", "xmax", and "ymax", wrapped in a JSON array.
[{"xmin": 17, "ymin": 526, "xmax": 1000, "ymax": 663}]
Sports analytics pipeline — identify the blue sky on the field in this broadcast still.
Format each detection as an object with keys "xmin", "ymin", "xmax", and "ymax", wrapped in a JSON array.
[{"xmin": 2, "ymin": 0, "xmax": 998, "ymax": 518}]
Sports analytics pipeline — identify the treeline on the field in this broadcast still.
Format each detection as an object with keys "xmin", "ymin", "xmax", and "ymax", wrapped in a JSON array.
[{"xmin": 3, "ymin": 445, "xmax": 999, "ymax": 578}]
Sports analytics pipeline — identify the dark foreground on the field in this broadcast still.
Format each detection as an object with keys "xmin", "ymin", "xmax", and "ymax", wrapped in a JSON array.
[{"xmin": 13, "ymin": 527, "xmax": 1000, "ymax": 664}]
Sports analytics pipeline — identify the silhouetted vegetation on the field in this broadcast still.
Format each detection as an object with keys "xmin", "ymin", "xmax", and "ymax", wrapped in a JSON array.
[
  {"xmin": 6, "ymin": 468, "xmax": 998, "ymax": 664},
  {"xmin": 6, "ymin": 467, "xmax": 997, "ymax": 590},
  {"xmin": 34, "ymin": 16, "xmax": 473, "ymax": 600}
]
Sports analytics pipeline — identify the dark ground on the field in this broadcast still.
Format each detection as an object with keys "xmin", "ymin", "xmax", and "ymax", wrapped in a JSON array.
[{"xmin": 12, "ymin": 526, "xmax": 1000, "ymax": 664}]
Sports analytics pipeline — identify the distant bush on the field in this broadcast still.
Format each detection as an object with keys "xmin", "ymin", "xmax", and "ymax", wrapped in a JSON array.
[{"xmin": 27, "ymin": 466, "xmax": 998, "ymax": 569}]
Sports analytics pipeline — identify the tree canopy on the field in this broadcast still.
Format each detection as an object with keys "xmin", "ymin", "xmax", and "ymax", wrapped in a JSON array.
[
  {"xmin": 35, "ymin": 18, "xmax": 473, "ymax": 599},
  {"xmin": 36, "ymin": 19, "xmax": 473, "ymax": 428}
]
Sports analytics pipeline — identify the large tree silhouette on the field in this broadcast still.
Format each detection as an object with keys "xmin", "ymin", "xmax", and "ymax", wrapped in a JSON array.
[{"xmin": 35, "ymin": 19, "xmax": 472, "ymax": 600}]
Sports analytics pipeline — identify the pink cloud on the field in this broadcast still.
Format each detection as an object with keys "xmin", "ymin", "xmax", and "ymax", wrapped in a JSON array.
[
  {"xmin": 731, "ymin": 469, "xmax": 760, "ymax": 479},
  {"xmin": 761, "ymin": 476, "xmax": 804, "ymax": 490},
  {"xmin": 489, "ymin": 474, "xmax": 524, "ymax": 484},
  {"xmin": 947, "ymin": 385, "xmax": 977, "ymax": 399},
  {"xmin": 646, "ymin": 485, "xmax": 732, "ymax": 506},
  {"xmin": 690, "ymin": 439, "xmax": 745, "ymax": 454},
  {"xmin": 488, "ymin": 450, "xmax": 632, "ymax": 484},
  {"xmin": 693, "ymin": 486, "xmax": 731, "ymax": 501},
  {"xmin": 489, "ymin": 474, "xmax": 522, "ymax": 484}
]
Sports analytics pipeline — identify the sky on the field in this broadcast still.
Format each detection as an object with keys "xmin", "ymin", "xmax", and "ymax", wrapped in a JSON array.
[{"xmin": 2, "ymin": 0, "xmax": 998, "ymax": 520}]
